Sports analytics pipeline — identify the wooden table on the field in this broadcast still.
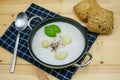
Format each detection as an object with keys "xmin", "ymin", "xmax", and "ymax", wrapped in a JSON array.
[{"xmin": 0, "ymin": 0, "xmax": 120, "ymax": 80}]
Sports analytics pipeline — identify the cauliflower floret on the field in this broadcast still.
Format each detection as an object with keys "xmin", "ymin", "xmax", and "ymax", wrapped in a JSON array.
[{"xmin": 55, "ymin": 50, "xmax": 68, "ymax": 60}]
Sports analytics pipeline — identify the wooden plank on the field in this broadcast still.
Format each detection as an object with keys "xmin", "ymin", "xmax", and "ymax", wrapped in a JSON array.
[
  {"xmin": 0, "ymin": 4, "xmax": 61, "ymax": 14},
  {"xmin": 90, "ymin": 41, "xmax": 120, "ymax": 66},
  {"xmin": 0, "ymin": 47, "xmax": 30, "ymax": 65},
  {"xmin": 0, "ymin": 0, "xmax": 62, "ymax": 4},
  {"xmin": 72, "ymin": 66, "xmax": 120, "ymax": 80},
  {"xmin": 0, "ymin": 65, "xmax": 56, "ymax": 80}
]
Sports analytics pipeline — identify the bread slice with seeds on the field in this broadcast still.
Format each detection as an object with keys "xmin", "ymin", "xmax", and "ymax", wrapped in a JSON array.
[{"xmin": 87, "ymin": 7, "xmax": 114, "ymax": 34}]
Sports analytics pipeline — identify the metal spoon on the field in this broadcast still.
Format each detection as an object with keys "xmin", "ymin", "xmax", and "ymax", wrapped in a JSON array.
[{"xmin": 10, "ymin": 12, "xmax": 28, "ymax": 73}]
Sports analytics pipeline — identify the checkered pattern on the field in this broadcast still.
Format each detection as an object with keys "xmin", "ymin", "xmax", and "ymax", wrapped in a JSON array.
[{"xmin": 0, "ymin": 3, "xmax": 98, "ymax": 80}]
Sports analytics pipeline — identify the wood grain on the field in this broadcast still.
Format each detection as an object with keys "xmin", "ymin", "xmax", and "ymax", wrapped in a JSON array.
[{"xmin": 0, "ymin": 0, "xmax": 120, "ymax": 80}]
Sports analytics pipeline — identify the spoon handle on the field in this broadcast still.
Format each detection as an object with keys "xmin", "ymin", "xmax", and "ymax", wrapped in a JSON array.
[{"xmin": 10, "ymin": 33, "xmax": 20, "ymax": 73}]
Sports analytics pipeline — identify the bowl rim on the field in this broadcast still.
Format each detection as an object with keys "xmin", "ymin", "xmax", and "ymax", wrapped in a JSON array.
[{"xmin": 28, "ymin": 17, "xmax": 88, "ymax": 68}]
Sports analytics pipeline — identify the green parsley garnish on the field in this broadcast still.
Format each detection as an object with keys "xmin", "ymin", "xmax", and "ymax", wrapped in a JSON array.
[{"xmin": 44, "ymin": 24, "xmax": 61, "ymax": 37}]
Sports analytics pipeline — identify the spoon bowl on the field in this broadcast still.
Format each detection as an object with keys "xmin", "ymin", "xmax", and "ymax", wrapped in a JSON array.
[{"xmin": 15, "ymin": 12, "xmax": 28, "ymax": 31}]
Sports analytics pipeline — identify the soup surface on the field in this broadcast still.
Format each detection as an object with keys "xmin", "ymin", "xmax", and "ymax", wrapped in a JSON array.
[{"xmin": 32, "ymin": 22, "xmax": 85, "ymax": 65}]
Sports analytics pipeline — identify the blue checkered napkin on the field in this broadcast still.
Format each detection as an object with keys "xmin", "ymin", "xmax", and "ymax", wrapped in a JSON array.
[{"xmin": 0, "ymin": 3, "xmax": 98, "ymax": 80}]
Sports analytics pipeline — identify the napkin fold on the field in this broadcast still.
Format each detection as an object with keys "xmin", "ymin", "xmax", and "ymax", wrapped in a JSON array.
[{"xmin": 0, "ymin": 3, "xmax": 98, "ymax": 80}]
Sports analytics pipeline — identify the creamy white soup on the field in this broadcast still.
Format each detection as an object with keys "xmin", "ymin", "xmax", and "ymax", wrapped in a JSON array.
[{"xmin": 32, "ymin": 22, "xmax": 85, "ymax": 65}]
